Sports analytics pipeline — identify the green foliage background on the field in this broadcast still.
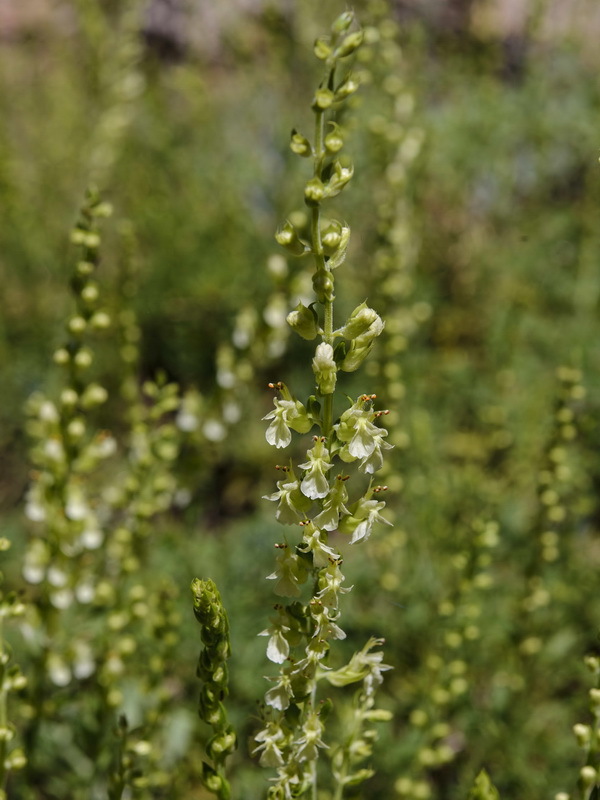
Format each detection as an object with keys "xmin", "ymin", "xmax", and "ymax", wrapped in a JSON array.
[{"xmin": 0, "ymin": 1, "xmax": 599, "ymax": 798}]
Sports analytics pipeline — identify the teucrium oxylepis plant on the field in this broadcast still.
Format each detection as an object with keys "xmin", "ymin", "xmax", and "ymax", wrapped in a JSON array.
[{"xmin": 256, "ymin": 11, "xmax": 393, "ymax": 799}]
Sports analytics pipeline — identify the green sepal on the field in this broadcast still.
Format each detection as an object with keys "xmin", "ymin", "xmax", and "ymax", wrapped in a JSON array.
[
  {"xmin": 327, "ymin": 224, "xmax": 350, "ymax": 269},
  {"xmin": 333, "ymin": 340, "xmax": 347, "ymax": 364},
  {"xmin": 306, "ymin": 394, "xmax": 322, "ymax": 425},
  {"xmin": 319, "ymin": 697, "xmax": 334, "ymax": 721},
  {"xmin": 343, "ymin": 768, "xmax": 375, "ymax": 787}
]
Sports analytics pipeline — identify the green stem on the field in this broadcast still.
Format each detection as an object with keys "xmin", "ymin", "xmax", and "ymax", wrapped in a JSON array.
[{"xmin": 312, "ymin": 93, "xmax": 335, "ymax": 440}]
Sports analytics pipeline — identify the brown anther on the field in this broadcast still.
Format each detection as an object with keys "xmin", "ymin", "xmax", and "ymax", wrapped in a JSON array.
[
  {"xmin": 268, "ymin": 382, "xmax": 276, "ymax": 389},
  {"xmin": 342, "ymin": 475, "xmax": 350, "ymax": 481},
  {"xmin": 371, "ymin": 394, "xmax": 377, "ymax": 399},
  {"xmin": 320, "ymin": 436, "xmax": 326, "ymax": 442},
  {"xmin": 313, "ymin": 435, "xmax": 318, "ymax": 441},
  {"xmin": 275, "ymin": 464, "xmax": 281, "ymax": 470}
]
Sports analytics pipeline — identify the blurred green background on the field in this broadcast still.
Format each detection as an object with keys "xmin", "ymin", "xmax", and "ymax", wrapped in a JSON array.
[{"xmin": 1, "ymin": 0, "xmax": 600, "ymax": 798}]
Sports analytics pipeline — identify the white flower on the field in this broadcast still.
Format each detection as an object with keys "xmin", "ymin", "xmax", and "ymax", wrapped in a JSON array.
[
  {"xmin": 253, "ymin": 722, "xmax": 287, "ymax": 767},
  {"xmin": 259, "ymin": 613, "xmax": 292, "ymax": 664},
  {"xmin": 266, "ymin": 546, "xmax": 308, "ymax": 597},
  {"xmin": 298, "ymin": 438, "xmax": 332, "ymax": 499},
  {"xmin": 298, "ymin": 521, "xmax": 340, "ymax": 568},
  {"xmin": 265, "ymin": 673, "xmax": 294, "ymax": 711}
]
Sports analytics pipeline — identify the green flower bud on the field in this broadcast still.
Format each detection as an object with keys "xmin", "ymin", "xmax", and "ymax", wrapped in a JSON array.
[
  {"xmin": 314, "ymin": 37, "xmax": 332, "ymax": 61},
  {"xmin": 81, "ymin": 383, "xmax": 108, "ymax": 408},
  {"xmin": 312, "ymin": 269, "xmax": 334, "ymax": 303},
  {"xmin": 287, "ymin": 302, "xmax": 319, "ymax": 340},
  {"xmin": 312, "ymin": 342, "xmax": 337, "ymax": 395},
  {"xmin": 336, "ymin": 75, "xmax": 360, "ymax": 99},
  {"xmin": 275, "ymin": 221, "xmax": 309, "ymax": 255},
  {"xmin": 53, "ymin": 348, "xmax": 70, "ymax": 365},
  {"xmin": 331, "ymin": 11, "xmax": 354, "ymax": 36},
  {"xmin": 290, "ymin": 129, "xmax": 312, "ymax": 157},
  {"xmin": 324, "ymin": 122, "xmax": 344, "ymax": 154},
  {"xmin": 325, "ymin": 160, "xmax": 354, "ymax": 198},
  {"xmin": 68, "ymin": 315, "xmax": 87, "ymax": 335},
  {"xmin": 342, "ymin": 302, "xmax": 380, "ymax": 340},
  {"xmin": 335, "ymin": 30, "xmax": 364, "ymax": 58},
  {"xmin": 74, "ymin": 348, "xmax": 93, "ymax": 369},
  {"xmin": 305, "ymin": 177, "xmax": 325, "ymax": 206},
  {"xmin": 76, "ymin": 260, "xmax": 94, "ymax": 276},
  {"xmin": 322, "ymin": 220, "xmax": 342, "ymax": 252},
  {"xmin": 573, "ymin": 723, "xmax": 591, "ymax": 747},
  {"xmin": 81, "ymin": 283, "xmax": 99, "ymax": 304},
  {"xmin": 313, "ymin": 87, "xmax": 335, "ymax": 111},
  {"xmin": 579, "ymin": 766, "xmax": 597, "ymax": 793},
  {"xmin": 67, "ymin": 418, "xmax": 86, "ymax": 440},
  {"xmin": 327, "ymin": 224, "xmax": 351, "ymax": 269},
  {"xmin": 90, "ymin": 310, "xmax": 111, "ymax": 329}
]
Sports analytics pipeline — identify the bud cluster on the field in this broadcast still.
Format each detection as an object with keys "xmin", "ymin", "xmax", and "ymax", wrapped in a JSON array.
[
  {"xmin": 191, "ymin": 579, "xmax": 236, "ymax": 800},
  {"xmin": 21, "ymin": 191, "xmax": 186, "ymax": 793},
  {"xmin": 555, "ymin": 654, "xmax": 600, "ymax": 800},
  {"xmin": 256, "ymin": 11, "xmax": 392, "ymax": 798},
  {"xmin": 0, "ymin": 539, "xmax": 27, "ymax": 796}
]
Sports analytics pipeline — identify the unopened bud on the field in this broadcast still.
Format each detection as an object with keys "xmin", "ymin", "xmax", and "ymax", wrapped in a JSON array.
[
  {"xmin": 313, "ymin": 87, "xmax": 335, "ymax": 111},
  {"xmin": 312, "ymin": 342, "xmax": 337, "ymax": 395},
  {"xmin": 90, "ymin": 311, "xmax": 111, "ymax": 329},
  {"xmin": 305, "ymin": 177, "xmax": 325, "ymax": 206},
  {"xmin": 68, "ymin": 316, "xmax": 87, "ymax": 335},
  {"xmin": 312, "ymin": 269, "xmax": 334, "ymax": 303},
  {"xmin": 287, "ymin": 303, "xmax": 319, "ymax": 340},
  {"xmin": 335, "ymin": 30, "xmax": 364, "ymax": 58},
  {"xmin": 325, "ymin": 123, "xmax": 344, "ymax": 154},
  {"xmin": 314, "ymin": 37, "xmax": 332, "ymax": 61},
  {"xmin": 74, "ymin": 348, "xmax": 93, "ymax": 369},
  {"xmin": 331, "ymin": 11, "xmax": 354, "ymax": 36},
  {"xmin": 275, "ymin": 221, "xmax": 308, "ymax": 256},
  {"xmin": 290, "ymin": 129, "xmax": 312, "ymax": 157},
  {"xmin": 342, "ymin": 303, "xmax": 380, "ymax": 340},
  {"xmin": 336, "ymin": 75, "xmax": 360, "ymax": 99}
]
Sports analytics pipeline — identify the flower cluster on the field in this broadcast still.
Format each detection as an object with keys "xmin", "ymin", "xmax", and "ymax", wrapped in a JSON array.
[{"xmin": 254, "ymin": 11, "xmax": 393, "ymax": 798}]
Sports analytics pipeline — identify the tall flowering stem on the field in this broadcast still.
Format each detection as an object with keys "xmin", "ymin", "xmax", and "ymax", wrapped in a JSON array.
[
  {"xmin": 191, "ymin": 578, "xmax": 236, "ymax": 800},
  {"xmin": 258, "ymin": 11, "xmax": 392, "ymax": 799}
]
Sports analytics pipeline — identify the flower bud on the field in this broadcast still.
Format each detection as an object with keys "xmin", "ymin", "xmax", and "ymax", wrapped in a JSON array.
[
  {"xmin": 305, "ymin": 177, "xmax": 325, "ymax": 206},
  {"xmin": 312, "ymin": 269, "xmax": 334, "ymax": 303},
  {"xmin": 336, "ymin": 75, "xmax": 360, "ymax": 99},
  {"xmin": 68, "ymin": 315, "xmax": 87, "ymax": 335},
  {"xmin": 53, "ymin": 348, "xmax": 70, "ymax": 365},
  {"xmin": 325, "ymin": 123, "xmax": 344, "ymax": 154},
  {"xmin": 325, "ymin": 160, "xmax": 354, "ymax": 198},
  {"xmin": 275, "ymin": 221, "xmax": 308, "ymax": 255},
  {"xmin": 335, "ymin": 30, "xmax": 364, "ymax": 58},
  {"xmin": 331, "ymin": 11, "xmax": 354, "ymax": 36},
  {"xmin": 314, "ymin": 37, "xmax": 332, "ymax": 61},
  {"xmin": 322, "ymin": 220, "xmax": 342, "ymax": 252},
  {"xmin": 573, "ymin": 723, "xmax": 591, "ymax": 747},
  {"xmin": 287, "ymin": 303, "xmax": 319, "ymax": 340},
  {"xmin": 312, "ymin": 342, "xmax": 337, "ymax": 395},
  {"xmin": 313, "ymin": 87, "xmax": 335, "ymax": 111},
  {"xmin": 74, "ymin": 348, "xmax": 93, "ymax": 369},
  {"xmin": 579, "ymin": 766, "xmax": 597, "ymax": 792},
  {"xmin": 90, "ymin": 310, "xmax": 111, "ymax": 329},
  {"xmin": 342, "ymin": 303, "xmax": 380, "ymax": 340},
  {"xmin": 81, "ymin": 283, "xmax": 99, "ymax": 304},
  {"xmin": 290, "ymin": 129, "xmax": 312, "ymax": 157}
]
